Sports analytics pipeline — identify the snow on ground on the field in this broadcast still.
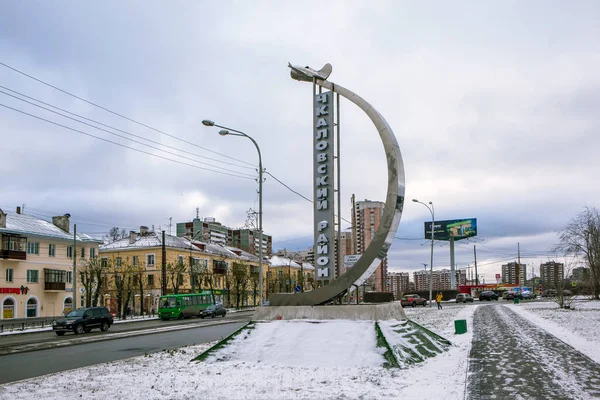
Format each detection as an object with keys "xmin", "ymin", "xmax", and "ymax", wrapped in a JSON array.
[
  {"xmin": 509, "ymin": 298, "xmax": 600, "ymax": 364},
  {"xmin": 1, "ymin": 300, "xmax": 599, "ymax": 399}
]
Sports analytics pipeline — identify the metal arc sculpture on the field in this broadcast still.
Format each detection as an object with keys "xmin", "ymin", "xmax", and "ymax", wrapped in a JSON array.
[{"xmin": 269, "ymin": 63, "xmax": 406, "ymax": 306}]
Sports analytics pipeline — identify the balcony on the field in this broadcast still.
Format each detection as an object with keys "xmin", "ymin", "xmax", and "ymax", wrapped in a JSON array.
[
  {"xmin": 45, "ymin": 282, "xmax": 66, "ymax": 291},
  {"xmin": 0, "ymin": 249, "xmax": 26, "ymax": 260}
]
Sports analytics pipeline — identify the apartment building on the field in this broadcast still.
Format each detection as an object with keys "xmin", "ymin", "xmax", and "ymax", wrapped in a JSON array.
[
  {"xmin": 354, "ymin": 200, "xmax": 387, "ymax": 292},
  {"xmin": 266, "ymin": 255, "xmax": 315, "ymax": 298},
  {"xmin": 177, "ymin": 217, "xmax": 272, "ymax": 257},
  {"xmin": 540, "ymin": 261, "xmax": 564, "ymax": 288},
  {"xmin": 413, "ymin": 268, "xmax": 467, "ymax": 291},
  {"xmin": 501, "ymin": 262, "xmax": 527, "ymax": 285},
  {"xmin": 100, "ymin": 227, "xmax": 264, "ymax": 312},
  {"xmin": 388, "ymin": 272, "xmax": 410, "ymax": 299},
  {"xmin": 0, "ymin": 208, "xmax": 101, "ymax": 319}
]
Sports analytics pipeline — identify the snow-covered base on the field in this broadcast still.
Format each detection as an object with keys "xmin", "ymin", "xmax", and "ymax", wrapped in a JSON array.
[{"xmin": 2, "ymin": 300, "xmax": 598, "ymax": 399}]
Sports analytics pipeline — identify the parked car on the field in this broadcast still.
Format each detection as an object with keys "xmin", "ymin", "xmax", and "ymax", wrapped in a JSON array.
[
  {"xmin": 52, "ymin": 306, "xmax": 113, "ymax": 336},
  {"xmin": 521, "ymin": 291, "xmax": 536, "ymax": 299},
  {"xmin": 562, "ymin": 290, "xmax": 573, "ymax": 296},
  {"xmin": 200, "ymin": 304, "xmax": 227, "ymax": 318},
  {"xmin": 504, "ymin": 291, "xmax": 523, "ymax": 300},
  {"xmin": 542, "ymin": 289, "xmax": 557, "ymax": 297},
  {"xmin": 478, "ymin": 291, "xmax": 499, "ymax": 301},
  {"xmin": 456, "ymin": 293, "xmax": 474, "ymax": 303},
  {"xmin": 400, "ymin": 294, "xmax": 428, "ymax": 307}
]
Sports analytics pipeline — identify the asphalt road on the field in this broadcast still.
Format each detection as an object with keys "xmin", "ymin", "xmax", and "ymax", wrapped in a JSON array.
[
  {"xmin": 467, "ymin": 304, "xmax": 600, "ymax": 400},
  {"xmin": 0, "ymin": 312, "xmax": 252, "ymax": 384}
]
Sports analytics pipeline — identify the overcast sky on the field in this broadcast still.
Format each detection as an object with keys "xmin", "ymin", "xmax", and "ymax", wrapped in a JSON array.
[{"xmin": 1, "ymin": 1, "xmax": 599, "ymax": 282}]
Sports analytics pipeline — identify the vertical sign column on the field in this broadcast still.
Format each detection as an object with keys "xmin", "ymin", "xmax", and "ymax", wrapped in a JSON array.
[{"xmin": 314, "ymin": 90, "xmax": 335, "ymax": 282}]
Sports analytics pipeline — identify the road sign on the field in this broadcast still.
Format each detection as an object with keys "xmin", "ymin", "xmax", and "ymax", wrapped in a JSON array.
[
  {"xmin": 295, "ymin": 285, "xmax": 301, "ymax": 293},
  {"xmin": 572, "ymin": 281, "xmax": 577, "ymax": 287}
]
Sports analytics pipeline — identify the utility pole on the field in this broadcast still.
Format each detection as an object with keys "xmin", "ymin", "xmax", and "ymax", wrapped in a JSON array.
[
  {"xmin": 517, "ymin": 242, "xmax": 522, "ymax": 292},
  {"xmin": 161, "ymin": 231, "xmax": 167, "ymax": 295},
  {"xmin": 474, "ymin": 244, "xmax": 479, "ymax": 286},
  {"xmin": 73, "ymin": 224, "xmax": 77, "ymax": 309}
]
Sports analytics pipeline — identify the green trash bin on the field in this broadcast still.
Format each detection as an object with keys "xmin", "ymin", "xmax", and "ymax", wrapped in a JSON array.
[
  {"xmin": 454, "ymin": 319, "xmax": 467, "ymax": 334},
  {"xmin": 514, "ymin": 298, "xmax": 520, "ymax": 304}
]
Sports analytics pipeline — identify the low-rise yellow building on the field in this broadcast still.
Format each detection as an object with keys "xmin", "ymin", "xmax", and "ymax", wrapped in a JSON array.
[
  {"xmin": 99, "ymin": 227, "xmax": 264, "ymax": 315},
  {"xmin": 0, "ymin": 208, "xmax": 101, "ymax": 319},
  {"xmin": 266, "ymin": 255, "xmax": 315, "ymax": 300}
]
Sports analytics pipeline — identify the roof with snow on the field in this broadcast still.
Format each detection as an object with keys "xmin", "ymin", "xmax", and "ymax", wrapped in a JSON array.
[
  {"xmin": 268, "ymin": 255, "xmax": 304, "ymax": 269},
  {"xmin": 0, "ymin": 210, "xmax": 101, "ymax": 243},
  {"xmin": 100, "ymin": 233, "xmax": 243, "ymax": 261}
]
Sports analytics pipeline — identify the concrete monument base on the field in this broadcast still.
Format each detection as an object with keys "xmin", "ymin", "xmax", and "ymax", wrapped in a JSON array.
[{"xmin": 252, "ymin": 302, "xmax": 406, "ymax": 321}]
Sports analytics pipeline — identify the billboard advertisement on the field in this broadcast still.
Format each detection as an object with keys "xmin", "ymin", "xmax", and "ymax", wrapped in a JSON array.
[{"xmin": 424, "ymin": 218, "xmax": 477, "ymax": 241}]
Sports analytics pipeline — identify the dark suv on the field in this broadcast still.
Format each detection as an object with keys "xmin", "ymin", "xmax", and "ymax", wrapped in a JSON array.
[
  {"xmin": 53, "ymin": 307, "xmax": 113, "ymax": 336},
  {"xmin": 479, "ymin": 291, "xmax": 499, "ymax": 301}
]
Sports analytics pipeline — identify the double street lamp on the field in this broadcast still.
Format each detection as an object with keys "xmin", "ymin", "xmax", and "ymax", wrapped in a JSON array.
[
  {"xmin": 413, "ymin": 199, "xmax": 435, "ymax": 306},
  {"xmin": 201, "ymin": 120, "xmax": 264, "ymax": 307}
]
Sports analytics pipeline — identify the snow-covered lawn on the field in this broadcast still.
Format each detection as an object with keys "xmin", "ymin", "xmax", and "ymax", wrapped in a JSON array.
[{"xmin": 1, "ymin": 301, "xmax": 598, "ymax": 400}]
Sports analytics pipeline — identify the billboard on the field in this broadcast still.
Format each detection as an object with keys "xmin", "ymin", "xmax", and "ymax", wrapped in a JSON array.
[{"xmin": 424, "ymin": 218, "xmax": 477, "ymax": 241}]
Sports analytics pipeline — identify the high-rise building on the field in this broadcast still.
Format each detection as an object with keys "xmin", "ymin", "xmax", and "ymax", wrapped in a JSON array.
[
  {"xmin": 336, "ymin": 230, "xmax": 354, "ymax": 277},
  {"xmin": 413, "ymin": 268, "xmax": 467, "ymax": 291},
  {"xmin": 571, "ymin": 266, "xmax": 590, "ymax": 282},
  {"xmin": 388, "ymin": 272, "xmax": 410, "ymax": 299},
  {"xmin": 354, "ymin": 200, "xmax": 387, "ymax": 292},
  {"xmin": 501, "ymin": 262, "xmax": 527, "ymax": 285},
  {"xmin": 176, "ymin": 217, "xmax": 272, "ymax": 257},
  {"xmin": 540, "ymin": 261, "xmax": 564, "ymax": 288}
]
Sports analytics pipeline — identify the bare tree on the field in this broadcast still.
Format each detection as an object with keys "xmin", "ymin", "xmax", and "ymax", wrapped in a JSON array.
[
  {"xmin": 554, "ymin": 206, "xmax": 600, "ymax": 299},
  {"xmin": 111, "ymin": 259, "xmax": 136, "ymax": 319},
  {"xmin": 79, "ymin": 257, "xmax": 107, "ymax": 307},
  {"xmin": 231, "ymin": 261, "xmax": 249, "ymax": 309},
  {"xmin": 106, "ymin": 227, "xmax": 126, "ymax": 243},
  {"xmin": 165, "ymin": 261, "xmax": 188, "ymax": 295},
  {"xmin": 198, "ymin": 264, "xmax": 217, "ymax": 304}
]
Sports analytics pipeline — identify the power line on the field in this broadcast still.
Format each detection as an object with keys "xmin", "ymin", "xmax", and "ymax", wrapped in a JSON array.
[
  {"xmin": 0, "ymin": 85, "xmax": 255, "ymax": 171},
  {"xmin": 0, "ymin": 61, "xmax": 254, "ymax": 167},
  {"xmin": 264, "ymin": 170, "xmax": 353, "ymax": 226},
  {"xmin": 0, "ymin": 102, "xmax": 255, "ymax": 180},
  {"xmin": 0, "ymin": 89, "xmax": 255, "ymax": 177}
]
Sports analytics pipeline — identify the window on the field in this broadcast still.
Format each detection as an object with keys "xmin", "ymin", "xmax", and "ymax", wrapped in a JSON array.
[
  {"xmin": 67, "ymin": 246, "xmax": 74, "ymax": 258},
  {"xmin": 80, "ymin": 247, "xmax": 85, "ymax": 259},
  {"xmin": 67, "ymin": 271, "xmax": 72, "ymax": 283},
  {"xmin": 27, "ymin": 298, "xmax": 37, "ymax": 318},
  {"xmin": 178, "ymin": 273, "xmax": 184, "ymax": 286},
  {"xmin": 49, "ymin": 244, "xmax": 55, "ymax": 257},
  {"xmin": 132, "ymin": 256, "xmax": 139, "ymax": 266},
  {"xmin": 27, "ymin": 242, "xmax": 39, "ymax": 255},
  {"xmin": 148, "ymin": 274, "xmax": 154, "ymax": 287},
  {"xmin": 27, "ymin": 269, "xmax": 39, "ymax": 283},
  {"xmin": 5, "ymin": 268, "xmax": 13, "ymax": 283},
  {"xmin": 147, "ymin": 254, "xmax": 155, "ymax": 267},
  {"xmin": 116, "ymin": 257, "xmax": 122, "ymax": 267},
  {"xmin": 101, "ymin": 257, "xmax": 108, "ymax": 268},
  {"xmin": 178, "ymin": 255, "xmax": 184, "ymax": 265},
  {"xmin": 90, "ymin": 248, "xmax": 96, "ymax": 259}
]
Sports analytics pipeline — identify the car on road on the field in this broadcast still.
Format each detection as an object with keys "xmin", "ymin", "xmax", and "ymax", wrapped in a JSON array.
[
  {"xmin": 200, "ymin": 304, "xmax": 227, "ymax": 318},
  {"xmin": 478, "ymin": 291, "xmax": 499, "ymax": 301},
  {"xmin": 542, "ymin": 289, "xmax": 557, "ymax": 297},
  {"xmin": 400, "ymin": 294, "xmax": 428, "ymax": 307},
  {"xmin": 521, "ymin": 291, "xmax": 536, "ymax": 299},
  {"xmin": 504, "ymin": 291, "xmax": 523, "ymax": 300},
  {"xmin": 456, "ymin": 293, "xmax": 474, "ymax": 303},
  {"xmin": 52, "ymin": 306, "xmax": 113, "ymax": 336}
]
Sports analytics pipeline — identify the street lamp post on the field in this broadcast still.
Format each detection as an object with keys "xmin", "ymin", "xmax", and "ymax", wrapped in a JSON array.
[
  {"xmin": 202, "ymin": 120, "xmax": 264, "ymax": 306},
  {"xmin": 413, "ymin": 199, "xmax": 435, "ymax": 307}
]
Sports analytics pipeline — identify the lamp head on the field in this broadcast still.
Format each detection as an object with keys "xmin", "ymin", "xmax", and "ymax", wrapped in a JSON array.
[
  {"xmin": 218, "ymin": 130, "xmax": 229, "ymax": 136},
  {"xmin": 412, "ymin": 199, "xmax": 419, "ymax": 203},
  {"xmin": 202, "ymin": 120, "xmax": 215, "ymax": 127}
]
